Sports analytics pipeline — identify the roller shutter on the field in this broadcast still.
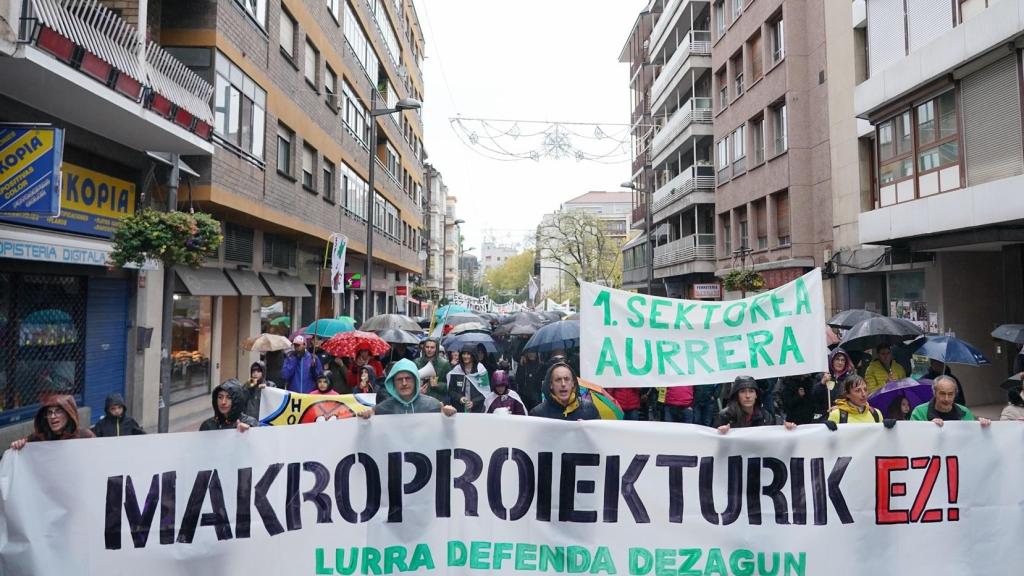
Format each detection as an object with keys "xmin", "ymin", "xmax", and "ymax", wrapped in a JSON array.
[
  {"xmin": 867, "ymin": 0, "xmax": 906, "ymax": 76},
  {"xmin": 906, "ymin": 0, "xmax": 953, "ymax": 53},
  {"xmin": 962, "ymin": 54, "xmax": 1023, "ymax": 186}
]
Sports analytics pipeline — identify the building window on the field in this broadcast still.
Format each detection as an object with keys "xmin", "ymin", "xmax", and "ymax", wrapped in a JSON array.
[
  {"xmin": 264, "ymin": 233, "xmax": 297, "ymax": 269},
  {"xmin": 717, "ymin": 137, "xmax": 730, "ymax": 182},
  {"xmin": 235, "ymin": 0, "xmax": 267, "ymax": 28},
  {"xmin": 775, "ymin": 190, "xmax": 791, "ymax": 246},
  {"xmin": 732, "ymin": 126, "xmax": 746, "ymax": 175},
  {"xmin": 345, "ymin": 1, "xmax": 380, "ymax": 80},
  {"xmin": 752, "ymin": 117, "xmax": 765, "ymax": 164},
  {"xmin": 302, "ymin": 144, "xmax": 316, "ymax": 190},
  {"xmin": 772, "ymin": 102, "xmax": 788, "ymax": 155},
  {"xmin": 876, "ymin": 89, "xmax": 960, "ymax": 207},
  {"xmin": 722, "ymin": 217, "xmax": 732, "ymax": 255},
  {"xmin": 750, "ymin": 31, "xmax": 763, "ymax": 80},
  {"xmin": 343, "ymin": 81, "xmax": 370, "ymax": 147},
  {"xmin": 213, "ymin": 51, "xmax": 266, "ymax": 160},
  {"xmin": 341, "ymin": 162, "xmax": 369, "ymax": 220},
  {"xmin": 327, "ymin": 0, "xmax": 340, "ymax": 21},
  {"xmin": 323, "ymin": 159, "xmax": 336, "ymax": 202},
  {"xmin": 733, "ymin": 53, "xmax": 744, "ymax": 96},
  {"xmin": 754, "ymin": 199, "xmax": 768, "ymax": 250},
  {"xmin": 260, "ymin": 296, "xmax": 294, "ymax": 337},
  {"xmin": 770, "ymin": 16, "xmax": 785, "ymax": 64},
  {"xmin": 170, "ymin": 294, "xmax": 213, "ymax": 404},
  {"xmin": 738, "ymin": 214, "xmax": 749, "ymax": 250},
  {"xmin": 325, "ymin": 65, "xmax": 338, "ymax": 110},
  {"xmin": 277, "ymin": 124, "xmax": 293, "ymax": 177},
  {"xmin": 731, "ymin": 0, "xmax": 743, "ymax": 22},
  {"xmin": 280, "ymin": 8, "xmax": 296, "ymax": 61},
  {"xmin": 224, "ymin": 223, "xmax": 255, "ymax": 264},
  {"xmin": 304, "ymin": 39, "xmax": 318, "ymax": 86},
  {"xmin": 714, "ymin": 0, "xmax": 726, "ymax": 38}
]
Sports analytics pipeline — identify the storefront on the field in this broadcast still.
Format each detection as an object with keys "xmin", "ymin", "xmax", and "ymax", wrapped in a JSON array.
[{"xmin": 171, "ymin": 267, "xmax": 237, "ymax": 404}]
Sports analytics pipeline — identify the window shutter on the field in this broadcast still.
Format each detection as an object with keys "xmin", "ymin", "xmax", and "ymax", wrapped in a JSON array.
[
  {"xmin": 775, "ymin": 191, "xmax": 791, "ymax": 237},
  {"xmin": 224, "ymin": 224, "xmax": 254, "ymax": 264},
  {"xmin": 906, "ymin": 0, "xmax": 953, "ymax": 53},
  {"xmin": 867, "ymin": 0, "xmax": 906, "ymax": 76},
  {"xmin": 963, "ymin": 54, "xmax": 1023, "ymax": 186}
]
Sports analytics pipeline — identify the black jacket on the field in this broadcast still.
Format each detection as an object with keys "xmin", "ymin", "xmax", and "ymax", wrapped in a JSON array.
[
  {"xmin": 715, "ymin": 383, "xmax": 780, "ymax": 428},
  {"xmin": 200, "ymin": 379, "xmax": 259, "ymax": 431},
  {"xmin": 515, "ymin": 359, "xmax": 546, "ymax": 410},
  {"xmin": 240, "ymin": 362, "xmax": 277, "ymax": 421},
  {"xmin": 778, "ymin": 375, "xmax": 817, "ymax": 425},
  {"xmin": 91, "ymin": 393, "xmax": 146, "ymax": 437},
  {"xmin": 528, "ymin": 362, "xmax": 600, "ymax": 421}
]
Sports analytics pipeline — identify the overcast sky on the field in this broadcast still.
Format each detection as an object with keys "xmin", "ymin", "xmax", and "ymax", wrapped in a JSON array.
[{"xmin": 417, "ymin": 0, "xmax": 645, "ymax": 253}]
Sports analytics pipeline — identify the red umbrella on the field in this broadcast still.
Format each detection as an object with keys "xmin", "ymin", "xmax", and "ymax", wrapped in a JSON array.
[{"xmin": 321, "ymin": 330, "xmax": 390, "ymax": 358}]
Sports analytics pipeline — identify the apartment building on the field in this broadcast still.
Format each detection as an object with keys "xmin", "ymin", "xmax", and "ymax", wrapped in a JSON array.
[
  {"xmin": 0, "ymin": 0, "xmax": 214, "ymax": 439},
  {"xmin": 839, "ymin": 0, "xmax": 1024, "ymax": 405},
  {"xmin": 621, "ymin": 0, "xmax": 719, "ymax": 299},
  {"xmin": 424, "ymin": 163, "xmax": 462, "ymax": 304},
  {"xmin": 710, "ymin": 0, "xmax": 834, "ymax": 297}
]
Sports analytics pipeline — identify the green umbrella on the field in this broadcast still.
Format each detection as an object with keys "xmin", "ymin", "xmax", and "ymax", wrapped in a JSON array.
[
  {"xmin": 269, "ymin": 316, "xmax": 291, "ymax": 327},
  {"xmin": 302, "ymin": 317, "xmax": 356, "ymax": 338}
]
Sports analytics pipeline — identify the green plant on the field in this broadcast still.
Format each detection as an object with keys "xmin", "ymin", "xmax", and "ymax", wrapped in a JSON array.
[
  {"xmin": 723, "ymin": 269, "xmax": 766, "ymax": 293},
  {"xmin": 110, "ymin": 209, "xmax": 223, "ymax": 268}
]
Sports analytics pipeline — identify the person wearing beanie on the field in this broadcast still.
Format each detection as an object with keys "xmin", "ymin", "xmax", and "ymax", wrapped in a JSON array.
[
  {"xmin": 310, "ymin": 371, "xmax": 340, "ymax": 395},
  {"xmin": 485, "ymin": 370, "xmax": 526, "ymax": 415},
  {"xmin": 716, "ymin": 376, "xmax": 794, "ymax": 433}
]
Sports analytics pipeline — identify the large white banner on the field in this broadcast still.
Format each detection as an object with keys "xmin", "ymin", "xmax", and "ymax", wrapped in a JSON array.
[
  {"xmin": 2, "ymin": 416, "xmax": 1023, "ymax": 575},
  {"xmin": 580, "ymin": 269, "xmax": 828, "ymax": 387}
]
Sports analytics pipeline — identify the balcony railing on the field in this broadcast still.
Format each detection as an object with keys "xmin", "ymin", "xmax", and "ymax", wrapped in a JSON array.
[
  {"xmin": 651, "ymin": 30, "xmax": 711, "ymax": 104},
  {"xmin": 652, "ymin": 165, "xmax": 716, "ymax": 214},
  {"xmin": 653, "ymin": 234, "xmax": 716, "ymax": 267},
  {"xmin": 22, "ymin": 0, "xmax": 214, "ymax": 138},
  {"xmin": 652, "ymin": 96, "xmax": 712, "ymax": 155},
  {"xmin": 732, "ymin": 156, "xmax": 746, "ymax": 177},
  {"xmin": 632, "ymin": 203, "xmax": 647, "ymax": 226}
]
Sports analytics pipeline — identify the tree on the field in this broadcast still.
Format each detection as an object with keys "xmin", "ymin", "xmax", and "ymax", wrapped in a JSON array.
[
  {"xmin": 536, "ymin": 211, "xmax": 623, "ymax": 297},
  {"xmin": 483, "ymin": 250, "xmax": 535, "ymax": 301}
]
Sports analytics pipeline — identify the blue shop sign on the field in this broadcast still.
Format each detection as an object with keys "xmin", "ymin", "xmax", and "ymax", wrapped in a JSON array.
[{"xmin": 0, "ymin": 124, "xmax": 64, "ymax": 217}]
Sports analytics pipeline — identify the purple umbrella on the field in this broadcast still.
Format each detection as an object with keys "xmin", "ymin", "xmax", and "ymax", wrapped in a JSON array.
[{"xmin": 869, "ymin": 378, "xmax": 934, "ymax": 415}]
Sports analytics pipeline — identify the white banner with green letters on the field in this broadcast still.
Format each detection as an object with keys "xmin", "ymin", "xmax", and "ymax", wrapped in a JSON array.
[{"xmin": 580, "ymin": 269, "xmax": 828, "ymax": 387}]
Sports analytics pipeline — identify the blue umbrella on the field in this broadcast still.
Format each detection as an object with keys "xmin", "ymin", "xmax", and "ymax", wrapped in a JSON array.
[
  {"xmin": 912, "ymin": 335, "xmax": 990, "ymax": 366},
  {"xmin": 442, "ymin": 332, "xmax": 498, "ymax": 354},
  {"xmin": 301, "ymin": 317, "xmax": 356, "ymax": 338},
  {"xmin": 523, "ymin": 320, "xmax": 580, "ymax": 353},
  {"xmin": 435, "ymin": 304, "xmax": 472, "ymax": 319}
]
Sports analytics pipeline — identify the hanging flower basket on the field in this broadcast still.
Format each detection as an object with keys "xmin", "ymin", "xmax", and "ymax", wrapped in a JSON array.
[
  {"xmin": 723, "ymin": 269, "xmax": 766, "ymax": 293},
  {"xmin": 110, "ymin": 209, "xmax": 223, "ymax": 269}
]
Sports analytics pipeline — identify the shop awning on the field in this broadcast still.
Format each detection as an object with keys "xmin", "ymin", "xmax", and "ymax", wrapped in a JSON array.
[
  {"xmin": 176, "ymin": 267, "xmax": 238, "ymax": 296},
  {"xmin": 260, "ymin": 273, "xmax": 311, "ymax": 298},
  {"xmin": 146, "ymin": 151, "xmax": 201, "ymax": 178},
  {"xmin": 225, "ymin": 269, "xmax": 270, "ymax": 296}
]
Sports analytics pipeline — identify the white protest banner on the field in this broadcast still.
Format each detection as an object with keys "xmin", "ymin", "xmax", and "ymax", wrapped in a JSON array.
[
  {"xmin": 581, "ymin": 269, "xmax": 828, "ymax": 387},
  {"xmin": 2, "ymin": 417, "xmax": 1023, "ymax": 575},
  {"xmin": 330, "ymin": 234, "xmax": 348, "ymax": 294}
]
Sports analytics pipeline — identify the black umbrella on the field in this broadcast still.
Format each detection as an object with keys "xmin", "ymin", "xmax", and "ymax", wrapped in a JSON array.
[
  {"xmin": 361, "ymin": 313, "xmax": 423, "ymax": 333},
  {"xmin": 839, "ymin": 316, "xmax": 924, "ymax": 351},
  {"xmin": 376, "ymin": 328, "xmax": 420, "ymax": 346},
  {"xmin": 828, "ymin": 309, "xmax": 882, "ymax": 329},
  {"xmin": 1000, "ymin": 374, "xmax": 1022, "ymax": 391},
  {"xmin": 523, "ymin": 320, "xmax": 580, "ymax": 353},
  {"xmin": 493, "ymin": 321, "xmax": 539, "ymax": 338},
  {"xmin": 991, "ymin": 324, "xmax": 1024, "ymax": 345}
]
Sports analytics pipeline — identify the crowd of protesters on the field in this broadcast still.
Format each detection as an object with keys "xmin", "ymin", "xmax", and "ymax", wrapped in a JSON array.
[{"xmin": 9, "ymin": 328, "xmax": 1024, "ymax": 452}]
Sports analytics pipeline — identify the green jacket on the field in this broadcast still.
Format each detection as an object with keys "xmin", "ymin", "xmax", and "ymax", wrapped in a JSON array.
[
  {"xmin": 910, "ymin": 400, "xmax": 976, "ymax": 422},
  {"xmin": 415, "ymin": 355, "xmax": 451, "ymax": 402}
]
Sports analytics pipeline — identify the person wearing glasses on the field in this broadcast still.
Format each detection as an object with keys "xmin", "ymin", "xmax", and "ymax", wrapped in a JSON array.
[{"xmin": 8, "ymin": 394, "xmax": 95, "ymax": 451}]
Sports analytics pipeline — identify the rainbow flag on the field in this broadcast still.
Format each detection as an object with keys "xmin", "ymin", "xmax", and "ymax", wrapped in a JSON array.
[{"xmin": 579, "ymin": 379, "xmax": 624, "ymax": 420}]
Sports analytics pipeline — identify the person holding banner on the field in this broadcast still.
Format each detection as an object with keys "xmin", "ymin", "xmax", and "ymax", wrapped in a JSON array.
[
  {"xmin": 815, "ymin": 348, "xmax": 854, "ymax": 416},
  {"xmin": 716, "ymin": 376, "xmax": 793, "ymax": 433},
  {"xmin": 198, "ymin": 380, "xmax": 259, "ymax": 432},
  {"xmin": 446, "ymin": 344, "xmax": 491, "ymax": 413},
  {"xmin": 910, "ymin": 375, "xmax": 991, "ymax": 427},
  {"xmin": 529, "ymin": 362, "xmax": 600, "ymax": 421},
  {"xmin": 8, "ymin": 394, "xmax": 94, "ymax": 450},
  {"xmin": 825, "ymin": 375, "xmax": 891, "ymax": 427},
  {"xmin": 415, "ymin": 338, "xmax": 451, "ymax": 402},
  {"xmin": 372, "ymin": 359, "xmax": 457, "ymax": 416}
]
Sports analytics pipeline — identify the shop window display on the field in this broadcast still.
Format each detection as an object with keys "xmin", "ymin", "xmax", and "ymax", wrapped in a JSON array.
[
  {"xmin": 0, "ymin": 273, "xmax": 86, "ymax": 423},
  {"xmin": 170, "ymin": 294, "xmax": 213, "ymax": 404}
]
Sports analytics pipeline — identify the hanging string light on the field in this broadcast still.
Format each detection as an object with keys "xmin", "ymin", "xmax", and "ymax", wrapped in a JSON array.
[{"xmin": 449, "ymin": 117, "xmax": 647, "ymax": 164}]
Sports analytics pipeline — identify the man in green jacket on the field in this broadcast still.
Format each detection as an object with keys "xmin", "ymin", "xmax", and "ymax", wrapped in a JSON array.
[
  {"xmin": 910, "ymin": 375, "xmax": 991, "ymax": 427},
  {"xmin": 414, "ymin": 338, "xmax": 450, "ymax": 402}
]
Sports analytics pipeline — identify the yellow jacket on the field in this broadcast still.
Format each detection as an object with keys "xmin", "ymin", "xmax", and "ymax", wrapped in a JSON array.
[
  {"xmin": 864, "ymin": 359, "xmax": 907, "ymax": 395},
  {"xmin": 827, "ymin": 399, "xmax": 883, "ymax": 424}
]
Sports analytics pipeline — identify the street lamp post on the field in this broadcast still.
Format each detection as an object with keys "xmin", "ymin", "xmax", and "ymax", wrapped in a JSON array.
[
  {"xmin": 440, "ymin": 215, "xmax": 464, "ymax": 301},
  {"xmin": 363, "ymin": 92, "xmax": 421, "ymax": 322},
  {"xmin": 621, "ymin": 181, "xmax": 654, "ymax": 295}
]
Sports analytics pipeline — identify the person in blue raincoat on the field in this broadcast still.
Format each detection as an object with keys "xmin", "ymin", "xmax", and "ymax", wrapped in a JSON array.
[{"xmin": 280, "ymin": 335, "xmax": 323, "ymax": 394}]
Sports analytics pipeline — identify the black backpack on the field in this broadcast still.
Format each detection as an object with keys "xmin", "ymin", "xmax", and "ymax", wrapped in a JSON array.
[{"xmin": 838, "ymin": 408, "xmax": 880, "ymax": 423}]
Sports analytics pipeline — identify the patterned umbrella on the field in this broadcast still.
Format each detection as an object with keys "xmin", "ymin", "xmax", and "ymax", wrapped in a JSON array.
[
  {"xmin": 449, "ymin": 321, "xmax": 490, "ymax": 335},
  {"xmin": 578, "ymin": 378, "xmax": 624, "ymax": 420},
  {"xmin": 321, "ymin": 330, "xmax": 390, "ymax": 358},
  {"xmin": 241, "ymin": 333, "xmax": 292, "ymax": 352}
]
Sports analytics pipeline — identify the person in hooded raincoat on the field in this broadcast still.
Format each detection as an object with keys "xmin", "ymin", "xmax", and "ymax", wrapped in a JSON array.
[
  {"xmin": 91, "ymin": 393, "xmax": 146, "ymax": 437},
  {"xmin": 716, "ymin": 376, "xmax": 795, "ymax": 433},
  {"xmin": 484, "ymin": 370, "xmax": 526, "ymax": 415},
  {"xmin": 415, "ymin": 337, "xmax": 451, "ymax": 402},
  {"xmin": 241, "ymin": 361, "xmax": 277, "ymax": 420},
  {"xmin": 9, "ymin": 394, "xmax": 95, "ymax": 450},
  {"xmin": 814, "ymin": 348, "xmax": 854, "ymax": 414},
  {"xmin": 529, "ymin": 362, "xmax": 600, "ymax": 420},
  {"xmin": 199, "ymin": 379, "xmax": 259, "ymax": 432},
  {"xmin": 446, "ymin": 343, "xmax": 491, "ymax": 413},
  {"xmin": 371, "ymin": 359, "xmax": 457, "ymax": 416}
]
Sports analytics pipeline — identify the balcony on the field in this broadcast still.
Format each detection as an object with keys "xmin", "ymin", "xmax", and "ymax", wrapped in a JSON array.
[
  {"xmin": 650, "ymin": 0, "xmax": 711, "ymax": 60},
  {"xmin": 651, "ymin": 96, "xmax": 712, "ymax": 161},
  {"xmin": 4, "ymin": 0, "xmax": 213, "ymax": 154},
  {"xmin": 632, "ymin": 203, "xmax": 648, "ymax": 227},
  {"xmin": 654, "ymin": 234, "xmax": 716, "ymax": 268},
  {"xmin": 652, "ymin": 165, "xmax": 716, "ymax": 217},
  {"xmin": 651, "ymin": 30, "xmax": 712, "ymax": 113}
]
